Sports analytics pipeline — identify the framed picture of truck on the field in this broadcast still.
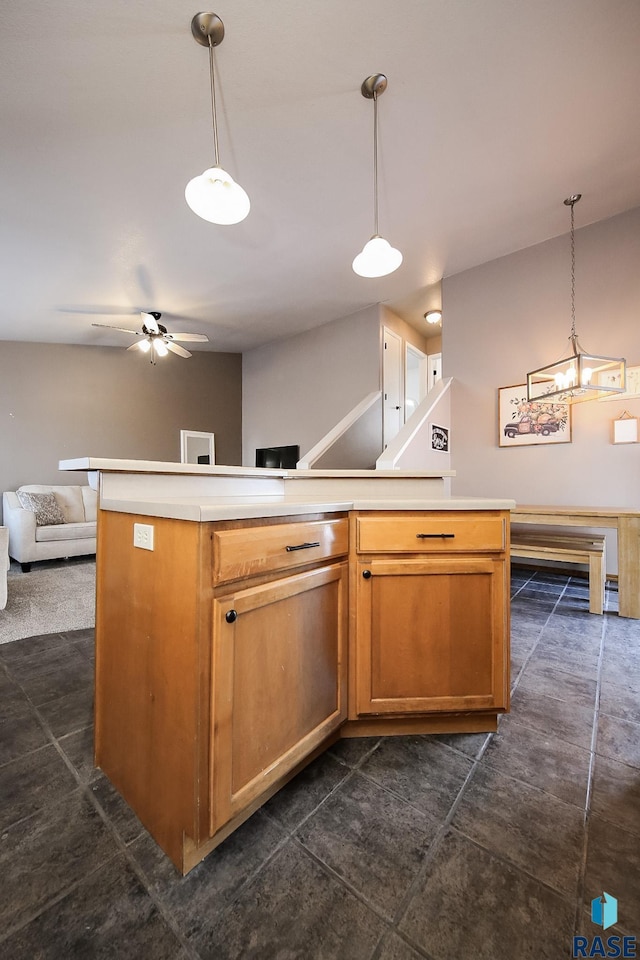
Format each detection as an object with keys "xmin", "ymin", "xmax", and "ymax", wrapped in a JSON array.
[{"xmin": 498, "ymin": 384, "xmax": 572, "ymax": 447}]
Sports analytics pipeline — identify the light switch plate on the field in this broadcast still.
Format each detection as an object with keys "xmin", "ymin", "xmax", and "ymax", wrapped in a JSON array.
[{"xmin": 133, "ymin": 522, "xmax": 154, "ymax": 551}]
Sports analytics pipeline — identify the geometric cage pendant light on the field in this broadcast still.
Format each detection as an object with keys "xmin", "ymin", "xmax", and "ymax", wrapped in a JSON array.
[
  {"xmin": 527, "ymin": 194, "xmax": 626, "ymax": 404},
  {"xmin": 185, "ymin": 12, "xmax": 250, "ymax": 225},
  {"xmin": 352, "ymin": 74, "xmax": 403, "ymax": 278}
]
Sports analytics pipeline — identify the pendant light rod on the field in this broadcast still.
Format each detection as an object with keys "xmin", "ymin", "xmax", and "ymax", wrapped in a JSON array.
[
  {"xmin": 361, "ymin": 74, "xmax": 387, "ymax": 238},
  {"xmin": 373, "ymin": 92, "xmax": 379, "ymax": 236},
  {"xmin": 564, "ymin": 193, "xmax": 581, "ymax": 350},
  {"xmin": 191, "ymin": 13, "xmax": 224, "ymax": 168},
  {"xmin": 208, "ymin": 37, "xmax": 220, "ymax": 167}
]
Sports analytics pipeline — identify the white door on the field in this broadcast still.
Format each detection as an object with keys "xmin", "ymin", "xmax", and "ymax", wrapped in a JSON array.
[
  {"xmin": 383, "ymin": 328, "xmax": 403, "ymax": 447},
  {"xmin": 405, "ymin": 344, "xmax": 428, "ymax": 421},
  {"xmin": 427, "ymin": 353, "xmax": 442, "ymax": 392}
]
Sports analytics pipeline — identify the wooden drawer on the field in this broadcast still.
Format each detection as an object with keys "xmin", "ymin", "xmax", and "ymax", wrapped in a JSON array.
[
  {"xmin": 213, "ymin": 518, "xmax": 349, "ymax": 584},
  {"xmin": 356, "ymin": 514, "xmax": 506, "ymax": 554}
]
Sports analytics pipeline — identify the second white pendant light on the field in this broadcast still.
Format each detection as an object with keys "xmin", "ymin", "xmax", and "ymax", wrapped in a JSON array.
[{"xmin": 352, "ymin": 74, "xmax": 402, "ymax": 278}]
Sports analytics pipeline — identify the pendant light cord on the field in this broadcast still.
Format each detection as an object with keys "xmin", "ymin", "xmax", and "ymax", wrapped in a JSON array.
[
  {"xmin": 569, "ymin": 199, "xmax": 576, "ymax": 341},
  {"xmin": 373, "ymin": 91, "xmax": 379, "ymax": 237},
  {"xmin": 208, "ymin": 36, "xmax": 220, "ymax": 168}
]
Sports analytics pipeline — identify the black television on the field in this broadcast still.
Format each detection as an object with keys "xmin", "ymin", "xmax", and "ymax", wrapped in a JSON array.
[{"xmin": 255, "ymin": 444, "xmax": 300, "ymax": 469}]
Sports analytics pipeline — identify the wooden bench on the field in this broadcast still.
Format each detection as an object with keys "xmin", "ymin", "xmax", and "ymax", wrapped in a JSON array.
[{"xmin": 510, "ymin": 530, "xmax": 606, "ymax": 614}]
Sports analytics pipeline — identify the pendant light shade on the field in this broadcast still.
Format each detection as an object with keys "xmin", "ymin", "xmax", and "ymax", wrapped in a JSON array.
[
  {"xmin": 352, "ymin": 236, "xmax": 403, "ymax": 278},
  {"xmin": 185, "ymin": 166, "xmax": 250, "ymax": 224},
  {"xmin": 527, "ymin": 195, "xmax": 626, "ymax": 404},
  {"xmin": 186, "ymin": 13, "xmax": 250, "ymax": 225},
  {"xmin": 352, "ymin": 74, "xmax": 402, "ymax": 279}
]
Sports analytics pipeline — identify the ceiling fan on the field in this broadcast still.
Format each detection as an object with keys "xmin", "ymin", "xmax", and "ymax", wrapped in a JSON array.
[{"xmin": 91, "ymin": 312, "xmax": 209, "ymax": 363}]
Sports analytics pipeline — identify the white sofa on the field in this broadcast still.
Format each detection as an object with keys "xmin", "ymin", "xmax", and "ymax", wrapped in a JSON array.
[
  {"xmin": 2, "ymin": 485, "xmax": 97, "ymax": 572},
  {"xmin": 0, "ymin": 526, "xmax": 8, "ymax": 609}
]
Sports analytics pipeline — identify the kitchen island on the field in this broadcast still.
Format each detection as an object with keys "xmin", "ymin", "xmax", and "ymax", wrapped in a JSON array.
[{"xmin": 61, "ymin": 458, "xmax": 514, "ymax": 874}]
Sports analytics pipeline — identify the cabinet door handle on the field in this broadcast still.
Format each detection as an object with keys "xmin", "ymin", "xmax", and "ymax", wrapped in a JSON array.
[
  {"xmin": 225, "ymin": 610, "xmax": 238, "ymax": 623},
  {"xmin": 362, "ymin": 569, "xmax": 372, "ymax": 579},
  {"xmin": 416, "ymin": 533, "xmax": 455, "ymax": 539},
  {"xmin": 285, "ymin": 541, "xmax": 320, "ymax": 552}
]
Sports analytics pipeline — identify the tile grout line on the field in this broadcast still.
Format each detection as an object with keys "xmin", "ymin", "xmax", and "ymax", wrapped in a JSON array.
[
  {"xmin": 508, "ymin": 573, "xmax": 569, "ymax": 697},
  {"xmin": 1, "ymin": 648, "xmax": 202, "ymax": 960},
  {"xmin": 572, "ymin": 599, "xmax": 608, "ymax": 939}
]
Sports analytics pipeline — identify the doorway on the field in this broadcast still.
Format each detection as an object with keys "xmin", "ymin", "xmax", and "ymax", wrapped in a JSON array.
[
  {"xmin": 382, "ymin": 327, "xmax": 403, "ymax": 448},
  {"xmin": 405, "ymin": 344, "xmax": 428, "ymax": 421}
]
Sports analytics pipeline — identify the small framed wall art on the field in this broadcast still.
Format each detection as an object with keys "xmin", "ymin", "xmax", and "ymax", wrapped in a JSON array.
[
  {"xmin": 612, "ymin": 411, "xmax": 638, "ymax": 444},
  {"xmin": 498, "ymin": 384, "xmax": 572, "ymax": 447},
  {"xmin": 430, "ymin": 423, "xmax": 449, "ymax": 452}
]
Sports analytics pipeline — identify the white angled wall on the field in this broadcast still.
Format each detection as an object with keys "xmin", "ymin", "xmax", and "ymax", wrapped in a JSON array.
[{"xmin": 242, "ymin": 305, "xmax": 382, "ymax": 467}]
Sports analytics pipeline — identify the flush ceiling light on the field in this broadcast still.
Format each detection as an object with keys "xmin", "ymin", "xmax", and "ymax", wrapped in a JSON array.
[
  {"xmin": 527, "ymin": 195, "xmax": 626, "ymax": 403},
  {"xmin": 185, "ymin": 12, "xmax": 250, "ymax": 225},
  {"xmin": 424, "ymin": 310, "xmax": 442, "ymax": 324},
  {"xmin": 352, "ymin": 74, "xmax": 402, "ymax": 278}
]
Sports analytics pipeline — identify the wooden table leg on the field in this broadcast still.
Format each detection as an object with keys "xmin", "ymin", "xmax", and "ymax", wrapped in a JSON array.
[{"xmin": 618, "ymin": 517, "xmax": 640, "ymax": 619}]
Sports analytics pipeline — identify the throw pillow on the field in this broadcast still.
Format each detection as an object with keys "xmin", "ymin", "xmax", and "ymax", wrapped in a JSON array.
[{"xmin": 17, "ymin": 491, "xmax": 66, "ymax": 526}]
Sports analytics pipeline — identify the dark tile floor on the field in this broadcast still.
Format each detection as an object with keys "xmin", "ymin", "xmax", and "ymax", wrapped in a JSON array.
[{"xmin": 1, "ymin": 568, "xmax": 639, "ymax": 959}]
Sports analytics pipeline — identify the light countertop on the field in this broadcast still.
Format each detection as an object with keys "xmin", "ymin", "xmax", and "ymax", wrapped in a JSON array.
[{"xmin": 60, "ymin": 457, "xmax": 514, "ymax": 521}]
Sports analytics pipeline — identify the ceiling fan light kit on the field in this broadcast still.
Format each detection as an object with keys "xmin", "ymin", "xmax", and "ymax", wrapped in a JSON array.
[
  {"xmin": 526, "ymin": 195, "xmax": 626, "ymax": 403},
  {"xmin": 352, "ymin": 74, "xmax": 403, "ymax": 279},
  {"xmin": 186, "ymin": 12, "xmax": 250, "ymax": 225}
]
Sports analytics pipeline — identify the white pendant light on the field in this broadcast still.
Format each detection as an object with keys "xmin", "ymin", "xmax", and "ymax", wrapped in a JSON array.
[
  {"xmin": 527, "ymin": 195, "xmax": 626, "ymax": 404},
  {"xmin": 186, "ymin": 13, "xmax": 250, "ymax": 225},
  {"xmin": 352, "ymin": 74, "xmax": 402, "ymax": 278}
]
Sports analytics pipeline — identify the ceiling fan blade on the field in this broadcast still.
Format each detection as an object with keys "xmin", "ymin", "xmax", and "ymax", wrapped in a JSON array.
[
  {"xmin": 165, "ymin": 341, "xmax": 192, "ymax": 359},
  {"xmin": 165, "ymin": 332, "xmax": 209, "ymax": 342},
  {"xmin": 142, "ymin": 312, "xmax": 160, "ymax": 334},
  {"xmin": 59, "ymin": 305, "xmax": 140, "ymax": 317},
  {"xmin": 92, "ymin": 323, "xmax": 141, "ymax": 335}
]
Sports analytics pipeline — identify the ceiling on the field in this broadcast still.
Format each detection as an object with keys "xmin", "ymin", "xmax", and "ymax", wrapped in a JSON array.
[{"xmin": 2, "ymin": 0, "xmax": 640, "ymax": 354}]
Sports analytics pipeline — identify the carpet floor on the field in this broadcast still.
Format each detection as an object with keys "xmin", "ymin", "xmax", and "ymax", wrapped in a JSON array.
[{"xmin": 0, "ymin": 557, "xmax": 96, "ymax": 644}]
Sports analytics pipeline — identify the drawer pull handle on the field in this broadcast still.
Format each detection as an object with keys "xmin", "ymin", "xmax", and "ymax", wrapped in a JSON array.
[
  {"xmin": 225, "ymin": 610, "xmax": 238, "ymax": 624},
  {"xmin": 416, "ymin": 533, "xmax": 456, "ymax": 539},
  {"xmin": 285, "ymin": 541, "xmax": 320, "ymax": 552}
]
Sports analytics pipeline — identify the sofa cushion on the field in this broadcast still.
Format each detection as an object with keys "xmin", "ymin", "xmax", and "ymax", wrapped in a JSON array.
[
  {"xmin": 82, "ymin": 486, "xmax": 98, "ymax": 522},
  {"xmin": 19, "ymin": 485, "xmax": 85, "ymax": 523},
  {"xmin": 17, "ymin": 491, "xmax": 66, "ymax": 526},
  {"xmin": 35, "ymin": 521, "xmax": 96, "ymax": 543}
]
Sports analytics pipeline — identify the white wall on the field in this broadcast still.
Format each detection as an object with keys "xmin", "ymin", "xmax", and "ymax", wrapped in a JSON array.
[
  {"xmin": 444, "ymin": 205, "xmax": 640, "ymax": 507},
  {"xmin": 242, "ymin": 305, "xmax": 381, "ymax": 466}
]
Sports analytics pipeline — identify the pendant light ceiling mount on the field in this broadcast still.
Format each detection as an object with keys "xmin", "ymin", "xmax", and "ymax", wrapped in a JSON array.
[
  {"xmin": 185, "ymin": 12, "xmax": 250, "ymax": 225},
  {"xmin": 352, "ymin": 73, "xmax": 403, "ymax": 279},
  {"xmin": 190, "ymin": 12, "xmax": 224, "ymax": 47},
  {"xmin": 361, "ymin": 74, "xmax": 388, "ymax": 99},
  {"xmin": 526, "ymin": 193, "xmax": 626, "ymax": 404}
]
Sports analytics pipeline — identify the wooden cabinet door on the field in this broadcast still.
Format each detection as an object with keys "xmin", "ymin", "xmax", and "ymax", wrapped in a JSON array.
[
  {"xmin": 210, "ymin": 563, "xmax": 348, "ymax": 834},
  {"xmin": 354, "ymin": 557, "xmax": 508, "ymax": 717}
]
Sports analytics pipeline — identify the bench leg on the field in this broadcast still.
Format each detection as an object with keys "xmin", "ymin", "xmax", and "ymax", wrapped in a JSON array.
[{"xmin": 589, "ymin": 548, "xmax": 605, "ymax": 615}]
